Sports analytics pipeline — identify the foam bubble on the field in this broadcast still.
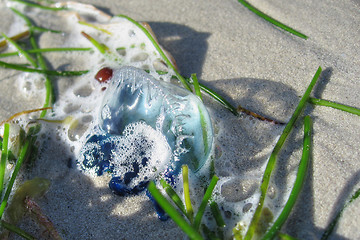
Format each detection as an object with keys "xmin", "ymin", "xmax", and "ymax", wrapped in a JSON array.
[{"xmin": 3, "ymin": 3, "xmax": 288, "ymax": 237}]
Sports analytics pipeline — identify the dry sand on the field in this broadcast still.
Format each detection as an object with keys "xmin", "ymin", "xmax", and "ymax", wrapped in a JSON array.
[{"xmin": 0, "ymin": 0, "xmax": 359, "ymax": 239}]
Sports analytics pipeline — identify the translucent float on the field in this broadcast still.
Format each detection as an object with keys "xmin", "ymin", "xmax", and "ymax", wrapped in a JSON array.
[{"xmin": 79, "ymin": 67, "xmax": 214, "ymax": 195}]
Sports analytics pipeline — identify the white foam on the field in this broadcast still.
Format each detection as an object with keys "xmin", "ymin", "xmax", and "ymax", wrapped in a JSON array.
[
  {"xmin": 111, "ymin": 121, "xmax": 171, "ymax": 187},
  {"xmin": 3, "ymin": 2, "xmax": 288, "ymax": 238}
]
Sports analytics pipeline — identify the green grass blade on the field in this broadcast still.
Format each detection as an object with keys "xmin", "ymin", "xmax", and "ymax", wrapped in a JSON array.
[
  {"xmin": 10, "ymin": 6, "xmax": 54, "ymax": 117},
  {"xmin": 278, "ymin": 232, "xmax": 299, "ymax": 240},
  {"xmin": 0, "ymin": 52, "xmax": 21, "ymax": 58},
  {"xmin": 1, "ymin": 33, "xmax": 38, "ymax": 67},
  {"xmin": 0, "ymin": 60, "xmax": 89, "ymax": 76},
  {"xmin": 201, "ymin": 224, "xmax": 221, "ymax": 240},
  {"xmin": 210, "ymin": 201, "xmax": 226, "ymax": 228},
  {"xmin": 0, "ymin": 123, "xmax": 10, "ymax": 197},
  {"xmin": 0, "ymin": 48, "xmax": 92, "ymax": 58},
  {"xmin": 81, "ymin": 31, "xmax": 108, "ymax": 54},
  {"xmin": 309, "ymin": 97, "xmax": 360, "ymax": 116},
  {"xmin": 184, "ymin": 77, "xmax": 238, "ymax": 116},
  {"xmin": 193, "ymin": 175, "xmax": 219, "ymax": 230},
  {"xmin": 10, "ymin": 7, "xmax": 32, "ymax": 26},
  {"xmin": 78, "ymin": 21, "xmax": 112, "ymax": 35},
  {"xmin": 237, "ymin": 0, "xmax": 308, "ymax": 39},
  {"xmin": 244, "ymin": 67, "xmax": 322, "ymax": 240},
  {"xmin": 182, "ymin": 165, "xmax": 194, "ymax": 223},
  {"xmin": 10, "ymin": 0, "xmax": 67, "ymax": 11},
  {"xmin": 30, "ymin": 37, "xmax": 53, "ymax": 118},
  {"xmin": 262, "ymin": 115, "xmax": 312, "ymax": 240},
  {"xmin": 160, "ymin": 179, "xmax": 187, "ymax": 216},
  {"xmin": 0, "ymin": 30, "xmax": 29, "ymax": 50},
  {"xmin": 0, "ymin": 140, "xmax": 31, "ymax": 219},
  {"xmin": 1, "ymin": 220, "xmax": 35, "ymax": 240},
  {"xmin": 81, "ymin": 31, "xmax": 122, "ymax": 64},
  {"xmin": 198, "ymin": 106, "xmax": 209, "ymax": 159},
  {"xmin": 195, "ymin": 80, "xmax": 238, "ymax": 116},
  {"xmin": 147, "ymin": 181, "xmax": 203, "ymax": 240},
  {"xmin": 191, "ymin": 73, "xmax": 202, "ymax": 100},
  {"xmin": 30, "ymin": 47, "xmax": 91, "ymax": 53},
  {"xmin": 32, "ymin": 26, "xmax": 62, "ymax": 34},
  {"xmin": 321, "ymin": 187, "xmax": 360, "ymax": 240},
  {"xmin": 117, "ymin": 14, "xmax": 192, "ymax": 92}
]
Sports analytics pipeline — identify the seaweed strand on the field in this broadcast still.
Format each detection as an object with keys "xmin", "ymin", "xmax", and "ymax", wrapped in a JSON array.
[
  {"xmin": 321, "ymin": 187, "xmax": 360, "ymax": 240},
  {"xmin": 0, "ymin": 140, "xmax": 31, "ymax": 219},
  {"xmin": 117, "ymin": 14, "xmax": 192, "ymax": 91},
  {"xmin": 309, "ymin": 97, "xmax": 360, "ymax": 116},
  {"xmin": 237, "ymin": 0, "xmax": 308, "ymax": 39},
  {"xmin": 1, "ymin": 220, "xmax": 35, "ymax": 240},
  {"xmin": 10, "ymin": 0, "xmax": 67, "ymax": 11},
  {"xmin": 0, "ymin": 60, "xmax": 88, "ymax": 76},
  {"xmin": 0, "ymin": 47, "xmax": 91, "ymax": 58},
  {"xmin": 244, "ymin": 67, "xmax": 322, "ymax": 240},
  {"xmin": 0, "ymin": 123, "xmax": 10, "ymax": 198},
  {"xmin": 183, "ymin": 165, "xmax": 194, "ymax": 223},
  {"xmin": 262, "ymin": 116, "xmax": 312, "ymax": 239},
  {"xmin": 147, "ymin": 181, "xmax": 203, "ymax": 240},
  {"xmin": 193, "ymin": 175, "xmax": 219, "ymax": 230},
  {"xmin": 1, "ymin": 33, "xmax": 37, "ymax": 67},
  {"xmin": 160, "ymin": 179, "xmax": 187, "ymax": 216}
]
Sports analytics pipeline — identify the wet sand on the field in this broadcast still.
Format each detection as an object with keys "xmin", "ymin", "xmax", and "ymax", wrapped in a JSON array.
[{"xmin": 0, "ymin": 0, "xmax": 359, "ymax": 239}]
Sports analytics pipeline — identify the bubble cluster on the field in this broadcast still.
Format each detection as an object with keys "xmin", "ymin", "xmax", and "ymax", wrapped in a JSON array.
[
  {"xmin": 3, "ymin": 2, "xmax": 287, "ymax": 235},
  {"xmin": 79, "ymin": 122, "xmax": 171, "ymax": 188}
]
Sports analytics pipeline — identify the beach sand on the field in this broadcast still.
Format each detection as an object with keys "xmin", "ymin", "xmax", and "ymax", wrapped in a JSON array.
[{"xmin": 0, "ymin": 0, "xmax": 359, "ymax": 239}]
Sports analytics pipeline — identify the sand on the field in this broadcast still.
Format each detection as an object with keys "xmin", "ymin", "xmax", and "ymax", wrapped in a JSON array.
[{"xmin": 0, "ymin": 0, "xmax": 359, "ymax": 239}]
